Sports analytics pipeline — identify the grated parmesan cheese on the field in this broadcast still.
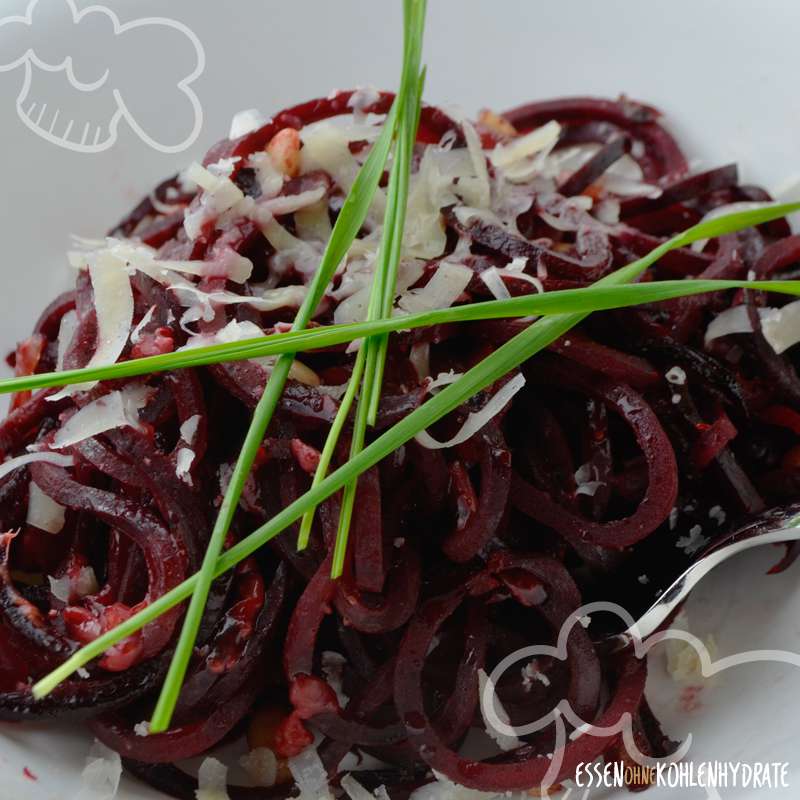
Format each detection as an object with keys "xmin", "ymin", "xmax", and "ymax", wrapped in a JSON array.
[{"xmin": 415, "ymin": 373, "xmax": 525, "ymax": 450}]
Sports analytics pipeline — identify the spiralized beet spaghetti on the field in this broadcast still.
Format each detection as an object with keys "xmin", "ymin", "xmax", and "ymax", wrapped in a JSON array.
[{"xmin": 2, "ymin": 90, "xmax": 800, "ymax": 799}]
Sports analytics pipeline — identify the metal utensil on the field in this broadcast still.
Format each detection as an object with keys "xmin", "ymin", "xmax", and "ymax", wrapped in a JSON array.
[{"xmin": 607, "ymin": 504, "xmax": 800, "ymax": 649}]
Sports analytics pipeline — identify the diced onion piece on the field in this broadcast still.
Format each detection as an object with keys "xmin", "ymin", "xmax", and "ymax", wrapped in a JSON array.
[
  {"xmin": 53, "ymin": 385, "xmax": 153, "ymax": 449},
  {"xmin": 691, "ymin": 201, "xmax": 779, "ymax": 252},
  {"xmin": 0, "ymin": 452, "xmax": 74, "ymax": 482},
  {"xmin": 239, "ymin": 747, "xmax": 277, "ymax": 788},
  {"xmin": 259, "ymin": 218, "xmax": 323, "ymax": 280},
  {"xmin": 48, "ymin": 566, "xmax": 97, "ymax": 603},
  {"xmin": 180, "ymin": 319, "xmax": 266, "ymax": 351},
  {"xmin": 196, "ymin": 757, "xmax": 231, "ymax": 800},
  {"xmin": 75, "ymin": 740, "xmax": 122, "ymax": 800},
  {"xmin": 597, "ymin": 174, "xmax": 662, "ymax": 199},
  {"xmin": 184, "ymin": 161, "xmax": 245, "ymax": 241},
  {"xmin": 288, "ymin": 744, "xmax": 333, "ymax": 800},
  {"xmin": 289, "ymin": 360, "xmax": 322, "ymax": 387},
  {"xmin": 398, "ymin": 262, "xmax": 472, "ymax": 314},
  {"xmin": 477, "ymin": 669, "xmax": 522, "ymax": 752},
  {"xmin": 48, "ymin": 574, "xmax": 71, "ymax": 603},
  {"xmin": 415, "ymin": 373, "xmax": 525, "ymax": 450},
  {"xmin": 761, "ymin": 300, "xmax": 800, "ymax": 353},
  {"xmin": 26, "ymin": 481, "xmax": 66, "ymax": 533},
  {"xmin": 180, "ymin": 415, "xmax": 201, "ymax": 445},
  {"xmin": 74, "ymin": 238, "xmax": 253, "ymax": 286},
  {"xmin": 230, "ymin": 108, "xmax": 267, "ymax": 139},
  {"xmin": 175, "ymin": 448, "xmax": 195, "ymax": 486},
  {"xmin": 186, "ymin": 162, "xmax": 243, "ymax": 207}
]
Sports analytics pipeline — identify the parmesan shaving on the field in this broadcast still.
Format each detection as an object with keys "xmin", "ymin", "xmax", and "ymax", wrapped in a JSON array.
[
  {"xmin": 415, "ymin": 373, "xmax": 525, "ymax": 449},
  {"xmin": 130, "ymin": 305, "xmax": 156, "ymax": 345},
  {"xmin": 704, "ymin": 302, "xmax": 800, "ymax": 354},
  {"xmin": 184, "ymin": 162, "xmax": 245, "ymax": 241},
  {"xmin": 490, "ymin": 120, "xmax": 561, "ymax": 181},
  {"xmin": 53, "ymin": 385, "xmax": 153, "ymax": 449},
  {"xmin": 0, "ymin": 451, "xmax": 74, "ymax": 482},
  {"xmin": 398, "ymin": 262, "xmax": 472, "ymax": 314},
  {"xmin": 460, "ymin": 121, "xmax": 491, "ymax": 208},
  {"xmin": 480, "ymin": 267, "xmax": 511, "ymax": 300},
  {"xmin": 54, "ymin": 248, "xmax": 134, "ymax": 397},
  {"xmin": 56, "ymin": 309, "xmax": 78, "ymax": 371}
]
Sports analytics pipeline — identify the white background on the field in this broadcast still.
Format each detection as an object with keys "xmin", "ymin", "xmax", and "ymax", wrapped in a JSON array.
[{"xmin": 0, "ymin": 1, "xmax": 799, "ymax": 797}]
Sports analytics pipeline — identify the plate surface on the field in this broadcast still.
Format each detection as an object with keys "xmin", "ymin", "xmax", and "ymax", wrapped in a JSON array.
[{"xmin": 1, "ymin": 1, "xmax": 799, "ymax": 797}]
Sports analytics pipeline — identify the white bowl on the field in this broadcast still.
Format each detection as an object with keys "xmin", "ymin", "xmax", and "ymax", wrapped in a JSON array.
[{"xmin": 1, "ymin": 1, "xmax": 799, "ymax": 797}]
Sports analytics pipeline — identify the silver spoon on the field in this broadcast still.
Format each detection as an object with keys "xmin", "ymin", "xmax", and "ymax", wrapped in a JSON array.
[{"xmin": 607, "ymin": 504, "xmax": 800, "ymax": 649}]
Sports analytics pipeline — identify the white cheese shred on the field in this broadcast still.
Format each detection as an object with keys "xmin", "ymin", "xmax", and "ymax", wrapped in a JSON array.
[
  {"xmin": 0, "ymin": 451, "xmax": 74, "ymax": 483},
  {"xmin": 415, "ymin": 373, "xmax": 525, "ymax": 450},
  {"xmin": 53, "ymin": 385, "xmax": 153, "ymax": 450}
]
